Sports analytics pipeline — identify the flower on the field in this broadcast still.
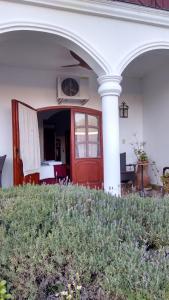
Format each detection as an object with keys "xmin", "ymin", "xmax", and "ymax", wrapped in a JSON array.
[{"xmin": 60, "ymin": 291, "xmax": 68, "ymax": 296}]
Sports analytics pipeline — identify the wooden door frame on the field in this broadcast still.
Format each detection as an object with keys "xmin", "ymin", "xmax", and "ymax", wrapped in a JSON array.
[{"xmin": 37, "ymin": 105, "xmax": 103, "ymax": 184}]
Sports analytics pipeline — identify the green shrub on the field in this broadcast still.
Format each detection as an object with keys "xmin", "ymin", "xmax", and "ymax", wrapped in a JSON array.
[
  {"xmin": 1, "ymin": 184, "xmax": 169, "ymax": 299},
  {"xmin": 0, "ymin": 280, "xmax": 12, "ymax": 299}
]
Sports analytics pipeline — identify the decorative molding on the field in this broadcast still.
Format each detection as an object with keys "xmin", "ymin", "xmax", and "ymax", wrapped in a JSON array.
[
  {"xmin": 98, "ymin": 74, "xmax": 122, "ymax": 97},
  {"xmin": 118, "ymin": 41, "xmax": 169, "ymax": 73},
  {"xmin": 6, "ymin": 0, "xmax": 169, "ymax": 29}
]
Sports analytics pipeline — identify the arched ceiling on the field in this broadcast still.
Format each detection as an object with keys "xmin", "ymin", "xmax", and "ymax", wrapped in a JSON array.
[
  {"xmin": 123, "ymin": 49, "xmax": 169, "ymax": 78},
  {"xmin": 0, "ymin": 30, "xmax": 93, "ymax": 72}
]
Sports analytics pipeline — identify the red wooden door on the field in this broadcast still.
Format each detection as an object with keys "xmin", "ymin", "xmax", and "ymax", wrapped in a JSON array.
[
  {"xmin": 71, "ymin": 108, "xmax": 103, "ymax": 189},
  {"xmin": 12, "ymin": 99, "xmax": 40, "ymax": 185}
]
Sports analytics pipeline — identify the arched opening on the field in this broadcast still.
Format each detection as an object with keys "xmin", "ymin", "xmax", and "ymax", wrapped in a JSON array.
[
  {"xmin": 119, "ymin": 48, "xmax": 169, "ymax": 190},
  {"xmin": 0, "ymin": 29, "xmax": 105, "ymax": 188}
]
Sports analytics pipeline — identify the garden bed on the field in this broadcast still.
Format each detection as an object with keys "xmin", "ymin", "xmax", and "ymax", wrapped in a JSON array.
[{"xmin": 1, "ymin": 184, "xmax": 169, "ymax": 299}]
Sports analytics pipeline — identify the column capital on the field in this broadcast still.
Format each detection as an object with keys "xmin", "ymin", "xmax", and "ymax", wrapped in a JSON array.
[{"xmin": 98, "ymin": 74, "xmax": 122, "ymax": 97}]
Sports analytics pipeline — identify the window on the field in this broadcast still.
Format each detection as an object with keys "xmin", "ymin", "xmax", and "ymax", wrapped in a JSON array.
[{"xmin": 75, "ymin": 113, "xmax": 100, "ymax": 158}]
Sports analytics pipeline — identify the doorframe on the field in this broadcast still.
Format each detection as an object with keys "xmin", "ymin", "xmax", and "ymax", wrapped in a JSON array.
[
  {"xmin": 38, "ymin": 105, "xmax": 101, "ymax": 114},
  {"xmin": 37, "ymin": 105, "xmax": 103, "ymax": 183}
]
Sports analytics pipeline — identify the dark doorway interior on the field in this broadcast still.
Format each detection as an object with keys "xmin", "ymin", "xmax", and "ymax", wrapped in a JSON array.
[
  {"xmin": 38, "ymin": 109, "xmax": 71, "ymax": 181},
  {"xmin": 43, "ymin": 110, "xmax": 70, "ymax": 164},
  {"xmin": 44, "ymin": 127, "xmax": 55, "ymax": 160}
]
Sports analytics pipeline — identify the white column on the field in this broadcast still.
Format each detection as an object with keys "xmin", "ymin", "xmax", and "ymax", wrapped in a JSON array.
[{"xmin": 98, "ymin": 75, "xmax": 122, "ymax": 196}]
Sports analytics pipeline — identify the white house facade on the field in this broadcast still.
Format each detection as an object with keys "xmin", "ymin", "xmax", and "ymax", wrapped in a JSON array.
[{"xmin": 1, "ymin": 0, "xmax": 169, "ymax": 194}]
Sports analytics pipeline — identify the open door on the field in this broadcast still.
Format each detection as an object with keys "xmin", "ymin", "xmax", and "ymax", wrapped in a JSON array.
[
  {"xmin": 12, "ymin": 99, "xmax": 40, "ymax": 185},
  {"xmin": 71, "ymin": 108, "xmax": 103, "ymax": 189}
]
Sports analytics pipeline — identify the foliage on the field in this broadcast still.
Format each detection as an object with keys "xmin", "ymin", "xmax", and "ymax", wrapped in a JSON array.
[
  {"xmin": 131, "ymin": 134, "xmax": 160, "ymax": 184},
  {"xmin": 131, "ymin": 138, "xmax": 148, "ymax": 162},
  {"xmin": 56, "ymin": 272, "xmax": 82, "ymax": 299},
  {"xmin": 161, "ymin": 172, "xmax": 169, "ymax": 180},
  {"xmin": 0, "ymin": 280, "xmax": 12, "ymax": 299},
  {"xmin": 161, "ymin": 173, "xmax": 169, "ymax": 193},
  {"xmin": 1, "ymin": 185, "xmax": 169, "ymax": 299}
]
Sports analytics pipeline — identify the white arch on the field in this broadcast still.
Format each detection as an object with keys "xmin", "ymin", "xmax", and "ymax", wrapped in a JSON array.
[
  {"xmin": 118, "ymin": 41, "xmax": 169, "ymax": 74},
  {"xmin": 0, "ymin": 21, "xmax": 110, "ymax": 76}
]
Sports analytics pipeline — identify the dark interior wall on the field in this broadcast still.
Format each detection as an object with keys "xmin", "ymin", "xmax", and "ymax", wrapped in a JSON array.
[{"xmin": 43, "ymin": 110, "xmax": 70, "ymax": 135}]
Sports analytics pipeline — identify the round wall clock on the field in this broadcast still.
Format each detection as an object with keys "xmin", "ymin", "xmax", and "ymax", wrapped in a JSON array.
[{"xmin": 61, "ymin": 78, "xmax": 79, "ymax": 96}]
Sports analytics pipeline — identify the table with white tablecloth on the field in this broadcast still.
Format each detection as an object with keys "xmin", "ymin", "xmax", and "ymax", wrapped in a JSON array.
[{"xmin": 39, "ymin": 161, "xmax": 67, "ymax": 184}]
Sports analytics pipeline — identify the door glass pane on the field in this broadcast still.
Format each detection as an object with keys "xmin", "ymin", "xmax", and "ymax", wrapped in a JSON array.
[
  {"xmin": 75, "ymin": 128, "xmax": 86, "ymax": 143},
  {"xmin": 88, "ymin": 128, "xmax": 99, "ymax": 143},
  {"xmin": 88, "ymin": 143, "xmax": 98, "ymax": 158},
  {"xmin": 74, "ymin": 112, "xmax": 100, "ymax": 159},
  {"xmin": 75, "ymin": 113, "xmax": 85, "ymax": 127},
  {"xmin": 88, "ymin": 115, "xmax": 98, "ymax": 127},
  {"xmin": 76, "ymin": 143, "xmax": 86, "ymax": 158}
]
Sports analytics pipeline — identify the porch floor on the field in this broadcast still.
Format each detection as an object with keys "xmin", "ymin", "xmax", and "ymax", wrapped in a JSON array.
[{"xmin": 121, "ymin": 182, "xmax": 163, "ymax": 197}]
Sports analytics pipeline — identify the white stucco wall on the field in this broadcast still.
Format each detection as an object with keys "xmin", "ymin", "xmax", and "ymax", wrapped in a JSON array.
[
  {"xmin": 120, "ymin": 76, "xmax": 143, "ymax": 164},
  {"xmin": 143, "ymin": 65, "xmax": 169, "ymax": 184},
  {"xmin": 0, "ymin": 64, "xmax": 143, "ymax": 187}
]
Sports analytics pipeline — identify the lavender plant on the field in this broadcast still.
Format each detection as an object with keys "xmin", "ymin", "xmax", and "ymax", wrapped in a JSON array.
[{"xmin": 1, "ymin": 184, "xmax": 169, "ymax": 299}]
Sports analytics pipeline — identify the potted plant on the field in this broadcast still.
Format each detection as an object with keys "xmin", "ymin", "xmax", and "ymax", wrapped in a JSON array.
[
  {"xmin": 133, "ymin": 141, "xmax": 149, "ymax": 163},
  {"xmin": 161, "ymin": 170, "xmax": 169, "ymax": 194},
  {"xmin": 131, "ymin": 140, "xmax": 150, "ymax": 189}
]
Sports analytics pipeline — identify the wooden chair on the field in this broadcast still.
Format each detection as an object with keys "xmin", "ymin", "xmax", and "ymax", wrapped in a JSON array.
[
  {"xmin": 120, "ymin": 152, "xmax": 136, "ymax": 185},
  {"xmin": 0, "ymin": 155, "xmax": 6, "ymax": 188}
]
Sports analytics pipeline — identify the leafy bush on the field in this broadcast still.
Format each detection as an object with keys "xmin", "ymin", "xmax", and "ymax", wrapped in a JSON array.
[
  {"xmin": 0, "ymin": 280, "xmax": 12, "ymax": 299},
  {"xmin": 1, "ymin": 184, "xmax": 169, "ymax": 299}
]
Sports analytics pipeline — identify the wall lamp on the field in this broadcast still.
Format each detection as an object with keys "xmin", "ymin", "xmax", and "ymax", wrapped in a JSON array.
[{"xmin": 119, "ymin": 101, "xmax": 129, "ymax": 118}]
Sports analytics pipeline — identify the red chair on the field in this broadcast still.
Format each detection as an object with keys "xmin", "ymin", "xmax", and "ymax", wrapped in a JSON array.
[{"xmin": 54, "ymin": 164, "xmax": 67, "ymax": 179}]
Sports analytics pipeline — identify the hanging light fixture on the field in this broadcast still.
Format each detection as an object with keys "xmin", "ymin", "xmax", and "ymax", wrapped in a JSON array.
[{"xmin": 119, "ymin": 101, "xmax": 129, "ymax": 118}]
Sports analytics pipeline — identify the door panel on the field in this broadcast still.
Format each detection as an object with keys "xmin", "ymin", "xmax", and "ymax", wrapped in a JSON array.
[
  {"xmin": 12, "ymin": 99, "xmax": 40, "ymax": 185},
  {"xmin": 71, "ymin": 108, "xmax": 103, "ymax": 189},
  {"xmin": 74, "ymin": 159, "xmax": 103, "ymax": 188}
]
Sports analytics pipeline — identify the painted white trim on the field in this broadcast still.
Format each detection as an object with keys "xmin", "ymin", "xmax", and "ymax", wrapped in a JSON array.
[
  {"xmin": 6, "ymin": 0, "xmax": 169, "ymax": 29},
  {"xmin": 98, "ymin": 75, "xmax": 122, "ymax": 97},
  {"xmin": 118, "ymin": 41, "xmax": 169, "ymax": 73},
  {"xmin": 0, "ymin": 21, "xmax": 110, "ymax": 75}
]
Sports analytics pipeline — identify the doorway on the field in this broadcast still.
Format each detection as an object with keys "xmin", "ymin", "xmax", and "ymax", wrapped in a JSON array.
[
  {"xmin": 38, "ymin": 109, "xmax": 71, "ymax": 183},
  {"xmin": 12, "ymin": 100, "xmax": 103, "ymax": 188}
]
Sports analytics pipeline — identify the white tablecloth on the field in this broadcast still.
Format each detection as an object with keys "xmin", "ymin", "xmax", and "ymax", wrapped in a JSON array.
[
  {"xmin": 42, "ymin": 160, "xmax": 62, "ymax": 166},
  {"xmin": 39, "ymin": 165, "xmax": 54, "ymax": 180}
]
